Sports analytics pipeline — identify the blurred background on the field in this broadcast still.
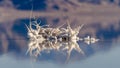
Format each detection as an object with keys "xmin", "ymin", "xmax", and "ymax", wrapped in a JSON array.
[{"xmin": 0, "ymin": 0, "xmax": 120, "ymax": 68}]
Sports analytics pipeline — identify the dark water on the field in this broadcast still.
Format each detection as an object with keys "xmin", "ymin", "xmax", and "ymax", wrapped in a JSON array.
[{"xmin": 12, "ymin": 0, "xmax": 47, "ymax": 10}]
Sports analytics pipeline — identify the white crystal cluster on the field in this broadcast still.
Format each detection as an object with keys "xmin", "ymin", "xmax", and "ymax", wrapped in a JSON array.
[{"xmin": 26, "ymin": 20, "xmax": 99, "ymax": 60}]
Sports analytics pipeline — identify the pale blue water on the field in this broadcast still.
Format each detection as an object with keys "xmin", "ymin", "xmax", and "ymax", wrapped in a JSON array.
[{"xmin": 0, "ymin": 44, "xmax": 120, "ymax": 68}]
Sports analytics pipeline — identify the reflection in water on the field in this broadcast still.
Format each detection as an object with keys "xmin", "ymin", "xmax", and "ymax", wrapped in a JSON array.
[
  {"xmin": 0, "ymin": 17, "xmax": 120, "ymax": 63},
  {"xmin": 84, "ymin": 36, "xmax": 99, "ymax": 45},
  {"xmin": 0, "ymin": 44, "xmax": 120, "ymax": 68},
  {"xmin": 0, "ymin": 0, "xmax": 120, "ymax": 65},
  {"xmin": 26, "ymin": 20, "xmax": 99, "ymax": 62}
]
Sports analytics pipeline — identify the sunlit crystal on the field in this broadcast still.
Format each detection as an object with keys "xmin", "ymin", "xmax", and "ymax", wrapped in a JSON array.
[
  {"xmin": 26, "ymin": 20, "xmax": 99, "ymax": 60},
  {"xmin": 84, "ymin": 36, "xmax": 99, "ymax": 45}
]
